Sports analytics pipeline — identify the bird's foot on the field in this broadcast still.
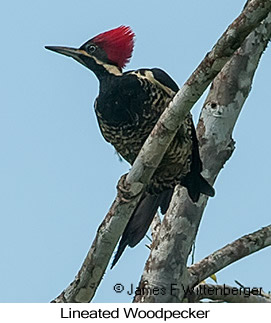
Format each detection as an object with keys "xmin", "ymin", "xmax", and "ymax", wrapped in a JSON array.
[
  {"xmin": 117, "ymin": 173, "xmax": 143, "ymax": 202},
  {"xmin": 117, "ymin": 174, "xmax": 133, "ymax": 202}
]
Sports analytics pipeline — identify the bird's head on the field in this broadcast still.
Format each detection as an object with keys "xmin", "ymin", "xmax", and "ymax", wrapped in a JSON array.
[{"xmin": 45, "ymin": 26, "xmax": 135, "ymax": 76}]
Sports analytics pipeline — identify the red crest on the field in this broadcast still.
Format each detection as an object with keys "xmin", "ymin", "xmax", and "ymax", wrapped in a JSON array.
[{"xmin": 92, "ymin": 26, "xmax": 135, "ymax": 69}]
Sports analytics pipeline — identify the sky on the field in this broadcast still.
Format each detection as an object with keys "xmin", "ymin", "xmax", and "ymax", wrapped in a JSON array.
[{"xmin": 1, "ymin": 1, "xmax": 270, "ymax": 303}]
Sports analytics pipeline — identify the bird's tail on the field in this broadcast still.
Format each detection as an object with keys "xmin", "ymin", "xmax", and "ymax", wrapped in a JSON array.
[
  {"xmin": 111, "ymin": 173, "xmax": 215, "ymax": 268},
  {"xmin": 111, "ymin": 189, "xmax": 173, "ymax": 268}
]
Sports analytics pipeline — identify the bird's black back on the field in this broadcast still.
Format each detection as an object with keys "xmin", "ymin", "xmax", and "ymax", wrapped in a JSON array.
[{"xmin": 96, "ymin": 67, "xmax": 215, "ymax": 268}]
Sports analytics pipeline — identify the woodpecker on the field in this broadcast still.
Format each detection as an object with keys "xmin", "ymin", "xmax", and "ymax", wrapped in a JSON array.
[{"xmin": 45, "ymin": 26, "xmax": 215, "ymax": 268}]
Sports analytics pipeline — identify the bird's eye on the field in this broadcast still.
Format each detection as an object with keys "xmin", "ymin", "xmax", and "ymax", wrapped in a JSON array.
[{"xmin": 87, "ymin": 45, "xmax": 96, "ymax": 53}]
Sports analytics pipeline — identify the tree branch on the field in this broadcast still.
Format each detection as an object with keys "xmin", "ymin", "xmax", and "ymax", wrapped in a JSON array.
[
  {"xmin": 52, "ymin": 0, "xmax": 271, "ymax": 303},
  {"xmin": 188, "ymin": 225, "xmax": 271, "ymax": 287},
  {"xmin": 134, "ymin": 10, "xmax": 271, "ymax": 303},
  {"xmin": 127, "ymin": 0, "xmax": 271, "ymax": 186},
  {"xmin": 192, "ymin": 284, "xmax": 271, "ymax": 303},
  {"xmin": 150, "ymin": 213, "xmax": 162, "ymax": 243}
]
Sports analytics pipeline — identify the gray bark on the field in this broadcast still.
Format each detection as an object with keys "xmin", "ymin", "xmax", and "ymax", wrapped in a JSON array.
[
  {"xmin": 193, "ymin": 284, "xmax": 271, "ymax": 303},
  {"xmin": 134, "ymin": 10, "xmax": 271, "ymax": 303},
  {"xmin": 188, "ymin": 225, "xmax": 271, "ymax": 288}
]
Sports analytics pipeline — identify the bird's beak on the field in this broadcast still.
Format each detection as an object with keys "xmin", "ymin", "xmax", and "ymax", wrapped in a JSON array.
[{"xmin": 45, "ymin": 46, "xmax": 82, "ymax": 59}]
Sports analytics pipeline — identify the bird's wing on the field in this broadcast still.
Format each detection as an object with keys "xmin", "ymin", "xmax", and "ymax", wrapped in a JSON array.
[{"xmin": 150, "ymin": 68, "xmax": 179, "ymax": 93}]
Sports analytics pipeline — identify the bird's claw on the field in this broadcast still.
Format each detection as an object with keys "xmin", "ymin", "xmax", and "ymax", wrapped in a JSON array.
[
  {"xmin": 117, "ymin": 174, "xmax": 143, "ymax": 202},
  {"xmin": 117, "ymin": 174, "xmax": 133, "ymax": 202}
]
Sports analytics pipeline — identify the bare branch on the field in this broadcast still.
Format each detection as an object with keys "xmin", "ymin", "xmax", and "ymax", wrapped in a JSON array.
[
  {"xmin": 52, "ymin": 175, "xmax": 143, "ymax": 302},
  {"xmin": 127, "ymin": 0, "xmax": 271, "ymax": 186},
  {"xmin": 188, "ymin": 225, "xmax": 271, "ymax": 287},
  {"xmin": 52, "ymin": 1, "xmax": 271, "ymax": 303},
  {"xmin": 150, "ymin": 213, "xmax": 162, "ymax": 243},
  {"xmin": 134, "ymin": 11, "xmax": 271, "ymax": 303},
  {"xmin": 192, "ymin": 284, "xmax": 271, "ymax": 303}
]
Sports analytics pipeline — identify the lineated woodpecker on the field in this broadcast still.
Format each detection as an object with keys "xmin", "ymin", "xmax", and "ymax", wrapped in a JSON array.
[{"xmin": 45, "ymin": 26, "xmax": 215, "ymax": 268}]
